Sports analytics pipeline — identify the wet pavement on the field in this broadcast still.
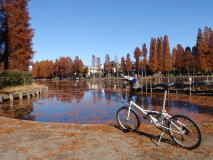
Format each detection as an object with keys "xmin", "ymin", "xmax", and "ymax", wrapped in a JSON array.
[{"xmin": 0, "ymin": 79, "xmax": 213, "ymax": 124}]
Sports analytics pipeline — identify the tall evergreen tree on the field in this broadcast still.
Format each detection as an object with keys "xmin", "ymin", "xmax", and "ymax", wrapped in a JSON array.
[
  {"xmin": 126, "ymin": 53, "xmax": 131, "ymax": 75},
  {"xmin": 208, "ymin": 33, "xmax": 213, "ymax": 71},
  {"xmin": 105, "ymin": 54, "xmax": 111, "ymax": 73},
  {"xmin": 203, "ymin": 26, "xmax": 212, "ymax": 46},
  {"xmin": 141, "ymin": 43, "xmax": 148, "ymax": 76},
  {"xmin": 172, "ymin": 47, "xmax": 177, "ymax": 69},
  {"xmin": 196, "ymin": 28, "xmax": 208, "ymax": 71},
  {"xmin": 0, "ymin": 0, "xmax": 34, "ymax": 71},
  {"xmin": 149, "ymin": 38, "xmax": 157, "ymax": 73},
  {"xmin": 163, "ymin": 35, "xmax": 172, "ymax": 73},
  {"xmin": 184, "ymin": 47, "xmax": 193, "ymax": 74},
  {"xmin": 157, "ymin": 37, "xmax": 163, "ymax": 72},
  {"xmin": 121, "ymin": 56, "xmax": 125, "ymax": 73},
  {"xmin": 176, "ymin": 44, "xmax": 185, "ymax": 72},
  {"xmin": 134, "ymin": 47, "xmax": 141, "ymax": 74}
]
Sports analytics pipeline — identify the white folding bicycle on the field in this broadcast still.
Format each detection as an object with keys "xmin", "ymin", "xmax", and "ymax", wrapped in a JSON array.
[{"xmin": 116, "ymin": 84, "xmax": 202, "ymax": 150}]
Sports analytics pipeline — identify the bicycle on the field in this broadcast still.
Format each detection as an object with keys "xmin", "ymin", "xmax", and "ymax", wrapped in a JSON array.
[{"xmin": 116, "ymin": 84, "xmax": 203, "ymax": 150}]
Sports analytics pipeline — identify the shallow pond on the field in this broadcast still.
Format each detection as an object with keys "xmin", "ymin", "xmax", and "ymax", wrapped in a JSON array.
[{"xmin": 0, "ymin": 79, "xmax": 213, "ymax": 124}]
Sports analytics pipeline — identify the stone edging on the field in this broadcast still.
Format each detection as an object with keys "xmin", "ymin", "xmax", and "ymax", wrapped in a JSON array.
[{"xmin": 0, "ymin": 86, "xmax": 48, "ymax": 103}]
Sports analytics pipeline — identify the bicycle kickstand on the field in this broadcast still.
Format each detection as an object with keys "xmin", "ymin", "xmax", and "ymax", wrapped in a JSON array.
[{"xmin": 157, "ymin": 132, "xmax": 165, "ymax": 146}]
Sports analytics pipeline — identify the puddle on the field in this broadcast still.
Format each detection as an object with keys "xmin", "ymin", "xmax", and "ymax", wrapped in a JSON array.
[{"xmin": 0, "ymin": 79, "xmax": 213, "ymax": 124}]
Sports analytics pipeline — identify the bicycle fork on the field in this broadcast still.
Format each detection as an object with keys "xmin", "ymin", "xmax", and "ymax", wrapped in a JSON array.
[{"xmin": 127, "ymin": 105, "xmax": 131, "ymax": 121}]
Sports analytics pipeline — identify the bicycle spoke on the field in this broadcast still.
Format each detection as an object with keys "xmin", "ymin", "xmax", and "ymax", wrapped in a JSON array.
[{"xmin": 169, "ymin": 115, "xmax": 202, "ymax": 150}]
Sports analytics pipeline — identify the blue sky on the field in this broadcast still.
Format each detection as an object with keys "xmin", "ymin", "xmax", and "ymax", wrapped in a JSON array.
[{"xmin": 29, "ymin": 0, "xmax": 213, "ymax": 65}]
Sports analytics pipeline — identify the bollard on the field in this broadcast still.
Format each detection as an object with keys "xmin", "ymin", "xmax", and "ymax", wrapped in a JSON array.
[
  {"xmin": 0, "ymin": 96, "xmax": 3, "ymax": 103},
  {"xmin": 27, "ymin": 92, "xmax": 30, "ymax": 99},
  {"xmin": 9, "ymin": 93, "xmax": 14, "ymax": 101},
  {"xmin": 32, "ymin": 91, "xmax": 35, "ymax": 97},
  {"xmin": 36, "ymin": 90, "xmax": 39, "ymax": 96},
  {"xmin": 189, "ymin": 77, "xmax": 192, "ymax": 96},
  {"xmin": 141, "ymin": 77, "xmax": 143, "ymax": 92},
  {"xmin": 19, "ymin": 92, "xmax": 23, "ymax": 100}
]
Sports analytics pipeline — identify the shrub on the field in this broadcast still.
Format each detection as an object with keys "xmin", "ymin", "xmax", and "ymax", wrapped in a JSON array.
[{"xmin": 0, "ymin": 70, "xmax": 32, "ymax": 89}]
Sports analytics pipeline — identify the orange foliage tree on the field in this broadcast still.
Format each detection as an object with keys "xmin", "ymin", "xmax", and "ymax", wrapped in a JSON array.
[
  {"xmin": 126, "ymin": 53, "xmax": 131, "ymax": 75},
  {"xmin": 121, "ymin": 56, "xmax": 125, "ymax": 73},
  {"xmin": 0, "ymin": 0, "xmax": 33, "ymax": 71},
  {"xmin": 149, "ymin": 38, "xmax": 157, "ymax": 73},
  {"xmin": 184, "ymin": 47, "xmax": 194, "ymax": 74},
  {"xmin": 134, "ymin": 47, "xmax": 141, "ymax": 74},
  {"xmin": 32, "ymin": 60, "xmax": 54, "ymax": 78},
  {"xmin": 141, "ymin": 43, "xmax": 148, "ymax": 76},
  {"xmin": 157, "ymin": 38, "xmax": 163, "ymax": 72},
  {"xmin": 163, "ymin": 35, "xmax": 173, "ymax": 73},
  {"xmin": 176, "ymin": 44, "xmax": 185, "ymax": 72},
  {"xmin": 195, "ymin": 28, "xmax": 208, "ymax": 71},
  {"xmin": 208, "ymin": 33, "xmax": 213, "ymax": 71},
  {"xmin": 105, "ymin": 54, "xmax": 111, "ymax": 73}
]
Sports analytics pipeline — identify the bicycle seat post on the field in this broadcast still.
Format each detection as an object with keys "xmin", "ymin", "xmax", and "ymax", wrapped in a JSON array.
[{"xmin": 162, "ymin": 90, "xmax": 167, "ymax": 112}]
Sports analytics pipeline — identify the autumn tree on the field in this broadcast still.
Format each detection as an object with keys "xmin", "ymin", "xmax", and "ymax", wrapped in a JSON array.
[
  {"xmin": 195, "ymin": 28, "xmax": 208, "ymax": 71},
  {"xmin": 176, "ymin": 44, "xmax": 185, "ymax": 72},
  {"xmin": 114, "ymin": 55, "xmax": 119, "ymax": 76},
  {"xmin": 184, "ymin": 47, "xmax": 193, "ymax": 74},
  {"xmin": 163, "ymin": 35, "xmax": 172, "ymax": 73},
  {"xmin": 171, "ymin": 48, "xmax": 177, "ymax": 71},
  {"xmin": 96, "ymin": 57, "xmax": 101, "ymax": 72},
  {"xmin": 32, "ymin": 60, "xmax": 54, "ymax": 78},
  {"xmin": 78, "ymin": 59, "xmax": 84, "ymax": 74},
  {"xmin": 149, "ymin": 38, "xmax": 157, "ymax": 73},
  {"xmin": 203, "ymin": 26, "xmax": 212, "ymax": 46},
  {"xmin": 126, "ymin": 53, "xmax": 131, "ymax": 75},
  {"xmin": 105, "ymin": 54, "xmax": 111, "ymax": 73},
  {"xmin": 134, "ymin": 47, "xmax": 141, "ymax": 74},
  {"xmin": 141, "ymin": 43, "xmax": 147, "ymax": 76},
  {"xmin": 121, "ymin": 56, "xmax": 125, "ymax": 73},
  {"xmin": 157, "ymin": 38, "xmax": 163, "ymax": 73},
  {"xmin": 0, "ymin": 0, "xmax": 34, "ymax": 71},
  {"xmin": 74, "ymin": 56, "xmax": 84, "ymax": 75},
  {"xmin": 208, "ymin": 33, "xmax": 213, "ymax": 71},
  {"xmin": 54, "ymin": 59, "xmax": 60, "ymax": 78},
  {"xmin": 91, "ymin": 54, "xmax": 95, "ymax": 73},
  {"xmin": 65, "ymin": 57, "xmax": 73, "ymax": 77}
]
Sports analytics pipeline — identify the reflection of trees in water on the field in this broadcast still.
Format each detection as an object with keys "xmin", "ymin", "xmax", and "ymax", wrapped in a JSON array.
[
  {"xmin": 104, "ymin": 90, "xmax": 112, "ymax": 104},
  {"xmin": 0, "ymin": 102, "xmax": 35, "ymax": 120},
  {"xmin": 36, "ymin": 79, "xmax": 123, "ymax": 103}
]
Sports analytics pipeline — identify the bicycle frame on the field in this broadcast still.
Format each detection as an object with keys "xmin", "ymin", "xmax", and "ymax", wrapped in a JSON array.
[{"xmin": 122, "ymin": 90, "xmax": 188, "ymax": 135}]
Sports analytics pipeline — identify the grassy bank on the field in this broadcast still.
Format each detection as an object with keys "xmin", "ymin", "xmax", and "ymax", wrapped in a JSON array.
[{"xmin": 0, "ymin": 83, "xmax": 45, "ymax": 93}]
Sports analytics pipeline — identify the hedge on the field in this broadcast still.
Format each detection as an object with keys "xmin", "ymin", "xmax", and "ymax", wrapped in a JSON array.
[{"xmin": 0, "ymin": 70, "xmax": 32, "ymax": 89}]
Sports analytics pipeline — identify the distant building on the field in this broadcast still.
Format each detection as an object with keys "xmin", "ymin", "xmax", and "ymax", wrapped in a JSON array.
[{"xmin": 86, "ymin": 65, "xmax": 104, "ymax": 75}]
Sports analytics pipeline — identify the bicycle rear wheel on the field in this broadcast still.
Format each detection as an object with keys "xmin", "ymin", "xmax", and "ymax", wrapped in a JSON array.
[
  {"xmin": 116, "ymin": 106, "xmax": 140, "ymax": 131},
  {"xmin": 168, "ymin": 115, "xmax": 202, "ymax": 150}
]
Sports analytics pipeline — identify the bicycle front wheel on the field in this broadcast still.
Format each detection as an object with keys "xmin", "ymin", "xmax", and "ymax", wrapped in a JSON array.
[
  {"xmin": 168, "ymin": 115, "xmax": 202, "ymax": 150},
  {"xmin": 116, "ymin": 106, "xmax": 140, "ymax": 131}
]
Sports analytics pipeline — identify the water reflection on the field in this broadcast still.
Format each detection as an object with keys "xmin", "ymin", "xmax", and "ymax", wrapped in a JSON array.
[
  {"xmin": 0, "ymin": 101, "xmax": 34, "ymax": 120},
  {"xmin": 0, "ymin": 79, "xmax": 212, "ymax": 124}
]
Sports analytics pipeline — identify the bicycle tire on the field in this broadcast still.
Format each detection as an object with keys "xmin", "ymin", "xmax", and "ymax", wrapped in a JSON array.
[
  {"xmin": 116, "ymin": 106, "xmax": 140, "ymax": 131},
  {"xmin": 168, "ymin": 115, "xmax": 202, "ymax": 150}
]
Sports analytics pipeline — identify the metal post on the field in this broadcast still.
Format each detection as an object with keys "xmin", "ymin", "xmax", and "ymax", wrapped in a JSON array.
[
  {"xmin": 0, "ymin": 96, "xmax": 3, "ymax": 103},
  {"xmin": 162, "ymin": 90, "xmax": 167, "ymax": 112},
  {"xmin": 9, "ymin": 93, "xmax": 14, "ymax": 101},
  {"xmin": 189, "ymin": 77, "xmax": 192, "ymax": 96},
  {"xmin": 19, "ymin": 92, "xmax": 23, "ymax": 100},
  {"xmin": 141, "ymin": 77, "xmax": 143, "ymax": 92}
]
